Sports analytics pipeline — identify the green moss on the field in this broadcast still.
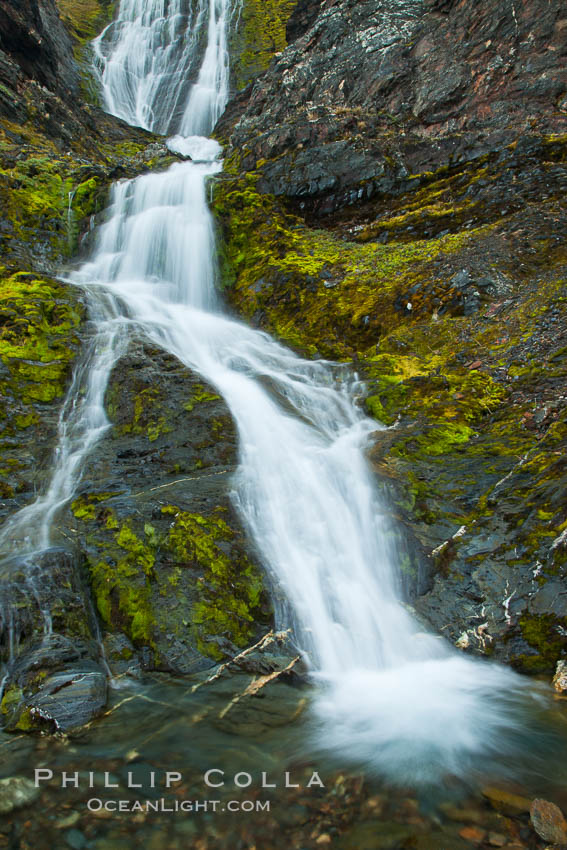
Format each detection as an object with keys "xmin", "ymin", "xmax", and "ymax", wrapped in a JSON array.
[
  {"xmin": 183, "ymin": 384, "xmax": 221, "ymax": 412},
  {"xmin": 116, "ymin": 524, "xmax": 155, "ymax": 574},
  {"xmin": 90, "ymin": 522, "xmax": 157, "ymax": 644},
  {"xmin": 14, "ymin": 411, "xmax": 39, "ymax": 428},
  {"xmin": 0, "ymin": 153, "xmax": 109, "ymax": 259},
  {"xmin": 58, "ymin": 0, "xmax": 116, "ymax": 45},
  {"xmin": 71, "ymin": 492, "xmax": 120, "ymax": 521},
  {"xmin": 0, "ymin": 685, "xmax": 23, "ymax": 717},
  {"xmin": 414, "ymin": 423, "xmax": 473, "ymax": 455},
  {"xmin": 214, "ymin": 175, "xmax": 486, "ymax": 359},
  {"xmin": 229, "ymin": 0, "xmax": 297, "ymax": 91},
  {"xmin": 72, "ymin": 501, "xmax": 96, "ymax": 521},
  {"xmin": 108, "ymin": 385, "xmax": 172, "ymax": 442},
  {"xmin": 14, "ymin": 708, "xmax": 35, "ymax": 732},
  {"xmin": 0, "ymin": 272, "xmax": 82, "ymax": 413},
  {"xmin": 162, "ymin": 506, "xmax": 265, "ymax": 661},
  {"xmin": 0, "ymin": 686, "xmax": 36, "ymax": 732},
  {"xmin": 517, "ymin": 614, "xmax": 567, "ymax": 672}
]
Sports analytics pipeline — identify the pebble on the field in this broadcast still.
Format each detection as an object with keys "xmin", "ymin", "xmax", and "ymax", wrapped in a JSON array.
[
  {"xmin": 440, "ymin": 804, "xmax": 487, "ymax": 825},
  {"xmin": 459, "ymin": 825, "xmax": 487, "ymax": 844},
  {"xmin": 482, "ymin": 787, "xmax": 531, "ymax": 815},
  {"xmin": 0, "ymin": 776, "xmax": 40, "ymax": 814},
  {"xmin": 552, "ymin": 660, "xmax": 567, "ymax": 694},
  {"xmin": 65, "ymin": 829, "xmax": 87, "ymax": 850},
  {"xmin": 530, "ymin": 798, "xmax": 567, "ymax": 845},
  {"xmin": 146, "ymin": 830, "xmax": 174, "ymax": 850},
  {"xmin": 55, "ymin": 811, "xmax": 81, "ymax": 829},
  {"xmin": 488, "ymin": 833, "xmax": 508, "ymax": 847}
]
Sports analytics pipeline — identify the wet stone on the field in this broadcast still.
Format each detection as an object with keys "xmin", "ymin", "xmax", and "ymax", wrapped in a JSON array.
[
  {"xmin": 459, "ymin": 825, "xmax": 487, "ymax": 844},
  {"xmin": 530, "ymin": 798, "xmax": 567, "ymax": 846},
  {"xmin": 552, "ymin": 660, "xmax": 567, "ymax": 694},
  {"xmin": 0, "ymin": 776, "xmax": 40, "ymax": 814},
  {"xmin": 65, "ymin": 829, "xmax": 87, "ymax": 850},
  {"xmin": 482, "ymin": 787, "xmax": 532, "ymax": 815},
  {"xmin": 488, "ymin": 834, "xmax": 508, "ymax": 847},
  {"xmin": 26, "ymin": 663, "xmax": 108, "ymax": 731}
]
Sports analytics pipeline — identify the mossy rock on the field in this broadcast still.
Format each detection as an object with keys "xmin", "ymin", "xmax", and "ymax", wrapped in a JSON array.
[
  {"xmin": 60, "ymin": 342, "xmax": 273, "ymax": 673},
  {"xmin": 0, "ymin": 270, "xmax": 84, "ymax": 514},
  {"xmin": 229, "ymin": 0, "xmax": 298, "ymax": 91}
]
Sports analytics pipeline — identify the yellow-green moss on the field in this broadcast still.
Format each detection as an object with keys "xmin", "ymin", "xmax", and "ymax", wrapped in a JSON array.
[
  {"xmin": 0, "ymin": 153, "xmax": 110, "ymax": 258},
  {"xmin": 517, "ymin": 614, "xmax": 567, "ymax": 673},
  {"xmin": 183, "ymin": 384, "xmax": 221, "ymax": 412},
  {"xmin": 90, "ymin": 522, "xmax": 157, "ymax": 643},
  {"xmin": 107, "ymin": 385, "xmax": 172, "ymax": 442},
  {"xmin": 0, "ymin": 271, "xmax": 82, "ymax": 411},
  {"xmin": 395, "ymin": 422, "xmax": 475, "ymax": 458},
  {"xmin": 214, "ymin": 175, "xmax": 487, "ymax": 359},
  {"xmin": 58, "ymin": 0, "xmax": 116, "ymax": 45},
  {"xmin": 71, "ymin": 492, "xmax": 121, "ymax": 521},
  {"xmin": 162, "ymin": 506, "xmax": 265, "ymax": 661},
  {"xmin": 0, "ymin": 685, "xmax": 23, "ymax": 717},
  {"xmin": 229, "ymin": 0, "xmax": 297, "ymax": 90}
]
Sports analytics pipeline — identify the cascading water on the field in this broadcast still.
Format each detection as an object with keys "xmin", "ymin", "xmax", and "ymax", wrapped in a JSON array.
[
  {"xmin": 93, "ymin": 0, "xmax": 234, "ymax": 134},
  {"xmin": 0, "ymin": 0, "xmax": 547, "ymax": 787}
]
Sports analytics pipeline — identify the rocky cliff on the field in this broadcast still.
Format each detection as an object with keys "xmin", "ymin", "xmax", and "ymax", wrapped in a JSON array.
[{"xmin": 215, "ymin": 0, "xmax": 567, "ymax": 672}]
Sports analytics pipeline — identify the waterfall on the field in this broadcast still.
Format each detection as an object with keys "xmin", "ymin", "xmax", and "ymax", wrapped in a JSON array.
[
  {"xmin": 92, "ymin": 0, "xmax": 234, "ymax": 134},
  {"xmin": 0, "ymin": 0, "xmax": 539, "ymax": 786}
]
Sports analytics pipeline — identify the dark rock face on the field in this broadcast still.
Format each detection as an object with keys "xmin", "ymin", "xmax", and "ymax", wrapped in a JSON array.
[
  {"xmin": 0, "ymin": 0, "xmax": 78, "ymax": 100},
  {"xmin": 285, "ymin": 0, "xmax": 324, "ymax": 43},
  {"xmin": 227, "ymin": 0, "xmax": 566, "ymax": 211}
]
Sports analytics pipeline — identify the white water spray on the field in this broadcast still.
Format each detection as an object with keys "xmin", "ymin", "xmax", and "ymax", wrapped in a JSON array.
[{"xmin": 0, "ymin": 0, "xmax": 539, "ymax": 786}]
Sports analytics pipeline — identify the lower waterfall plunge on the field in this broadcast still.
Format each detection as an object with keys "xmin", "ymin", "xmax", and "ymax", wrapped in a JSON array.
[{"xmin": 0, "ymin": 0, "xmax": 556, "ymax": 789}]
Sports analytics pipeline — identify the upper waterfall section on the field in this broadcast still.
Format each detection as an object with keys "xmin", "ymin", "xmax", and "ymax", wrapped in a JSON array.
[{"xmin": 92, "ymin": 0, "xmax": 235, "ymax": 135}]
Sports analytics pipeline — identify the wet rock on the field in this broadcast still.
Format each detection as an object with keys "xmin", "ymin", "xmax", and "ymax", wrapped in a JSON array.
[
  {"xmin": 450, "ymin": 270, "xmax": 472, "ymax": 291},
  {"xmin": 194, "ymin": 632, "xmax": 307, "ymax": 736},
  {"xmin": 0, "ymin": 776, "xmax": 39, "ymax": 814},
  {"xmin": 459, "ymin": 826, "xmax": 487, "ymax": 844},
  {"xmin": 336, "ymin": 821, "xmax": 417, "ymax": 849},
  {"xmin": 0, "ymin": 548, "xmax": 98, "ymax": 663},
  {"xmin": 552, "ymin": 661, "xmax": 567, "ymax": 694},
  {"xmin": 102, "ymin": 633, "xmax": 142, "ymax": 679},
  {"xmin": 54, "ymin": 812, "xmax": 80, "ymax": 829},
  {"xmin": 487, "ymin": 834, "xmax": 508, "ymax": 848},
  {"xmin": 64, "ymin": 830, "xmax": 87, "ymax": 850},
  {"xmin": 59, "ymin": 341, "xmax": 272, "ymax": 674},
  {"xmin": 530, "ymin": 798, "xmax": 567, "ymax": 846},
  {"xmin": 482, "ymin": 788, "xmax": 532, "ymax": 815},
  {"xmin": 26, "ymin": 663, "xmax": 107, "ymax": 731},
  {"xmin": 0, "ymin": 548, "xmax": 109, "ymax": 732}
]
